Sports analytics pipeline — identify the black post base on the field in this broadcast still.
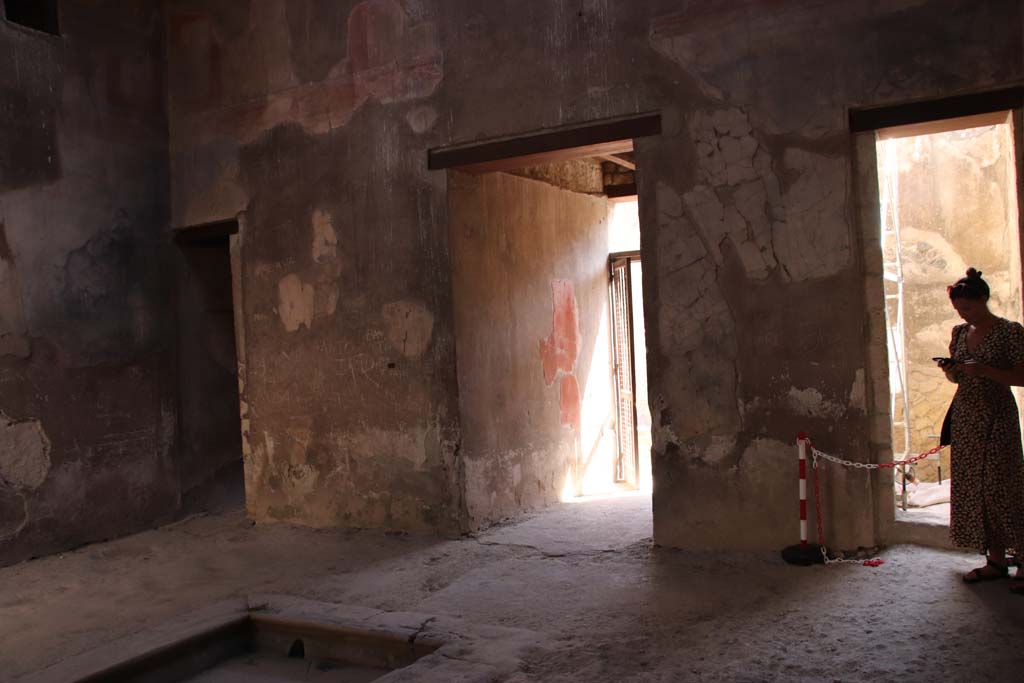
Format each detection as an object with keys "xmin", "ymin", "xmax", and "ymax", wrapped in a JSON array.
[{"xmin": 781, "ymin": 544, "xmax": 824, "ymax": 566}]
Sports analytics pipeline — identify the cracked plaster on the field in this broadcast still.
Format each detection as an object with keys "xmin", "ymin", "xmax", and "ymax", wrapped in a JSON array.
[
  {"xmin": 685, "ymin": 108, "xmax": 853, "ymax": 283},
  {"xmin": 653, "ymin": 176, "xmax": 743, "ymax": 445},
  {"xmin": 773, "ymin": 148, "xmax": 851, "ymax": 281}
]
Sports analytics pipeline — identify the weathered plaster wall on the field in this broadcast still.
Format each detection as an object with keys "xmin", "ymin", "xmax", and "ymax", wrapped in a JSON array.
[
  {"xmin": 165, "ymin": 0, "xmax": 1024, "ymax": 550},
  {"xmin": 882, "ymin": 123, "xmax": 1023, "ymax": 482},
  {"xmin": 448, "ymin": 171, "xmax": 614, "ymax": 525},
  {"xmin": 166, "ymin": 0, "xmax": 463, "ymax": 532},
  {"xmin": 0, "ymin": 2, "xmax": 178, "ymax": 565},
  {"xmin": 639, "ymin": 0, "xmax": 1023, "ymax": 551}
]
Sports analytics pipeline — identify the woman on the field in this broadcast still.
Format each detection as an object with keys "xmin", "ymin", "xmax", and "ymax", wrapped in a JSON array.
[{"xmin": 938, "ymin": 268, "xmax": 1024, "ymax": 593}]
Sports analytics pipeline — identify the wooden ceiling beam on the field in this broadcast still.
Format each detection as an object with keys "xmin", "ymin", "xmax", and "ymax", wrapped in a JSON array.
[{"xmin": 599, "ymin": 154, "xmax": 636, "ymax": 171}]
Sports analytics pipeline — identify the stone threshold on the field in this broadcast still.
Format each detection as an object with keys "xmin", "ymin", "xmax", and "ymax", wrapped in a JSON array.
[{"xmin": 891, "ymin": 518, "xmax": 957, "ymax": 551}]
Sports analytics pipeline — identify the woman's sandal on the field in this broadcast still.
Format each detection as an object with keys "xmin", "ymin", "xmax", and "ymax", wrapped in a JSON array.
[{"xmin": 962, "ymin": 560, "xmax": 1009, "ymax": 583}]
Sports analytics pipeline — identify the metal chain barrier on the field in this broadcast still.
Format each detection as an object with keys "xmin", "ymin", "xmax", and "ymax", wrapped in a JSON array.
[
  {"xmin": 810, "ymin": 443, "xmax": 944, "ymax": 471},
  {"xmin": 804, "ymin": 436, "xmax": 948, "ymax": 566}
]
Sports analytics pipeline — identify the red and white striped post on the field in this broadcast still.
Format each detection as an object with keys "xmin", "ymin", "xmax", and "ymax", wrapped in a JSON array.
[
  {"xmin": 798, "ymin": 432, "xmax": 808, "ymax": 548},
  {"xmin": 781, "ymin": 432, "xmax": 819, "ymax": 565}
]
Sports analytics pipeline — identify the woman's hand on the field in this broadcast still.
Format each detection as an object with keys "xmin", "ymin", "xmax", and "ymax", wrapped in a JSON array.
[
  {"xmin": 958, "ymin": 361, "xmax": 990, "ymax": 378},
  {"xmin": 937, "ymin": 358, "xmax": 960, "ymax": 383}
]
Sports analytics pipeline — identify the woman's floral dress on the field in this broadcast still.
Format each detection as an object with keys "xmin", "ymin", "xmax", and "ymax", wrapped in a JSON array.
[{"xmin": 948, "ymin": 317, "xmax": 1024, "ymax": 555}]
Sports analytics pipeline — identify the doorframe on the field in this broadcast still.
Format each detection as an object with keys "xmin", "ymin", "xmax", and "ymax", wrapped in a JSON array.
[
  {"xmin": 850, "ymin": 91, "xmax": 1024, "ymax": 545},
  {"xmin": 431, "ymin": 112, "xmax": 661, "ymax": 504},
  {"xmin": 608, "ymin": 250, "xmax": 642, "ymax": 486},
  {"xmin": 427, "ymin": 112, "xmax": 661, "ymax": 173}
]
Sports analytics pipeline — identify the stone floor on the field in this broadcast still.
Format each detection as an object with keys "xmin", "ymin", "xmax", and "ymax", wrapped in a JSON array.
[
  {"xmin": 3, "ymin": 492, "xmax": 1023, "ymax": 682},
  {"xmin": 185, "ymin": 655, "xmax": 386, "ymax": 683}
]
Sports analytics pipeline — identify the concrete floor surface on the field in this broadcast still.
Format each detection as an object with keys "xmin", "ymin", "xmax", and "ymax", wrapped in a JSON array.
[
  {"xmin": 184, "ymin": 654, "xmax": 387, "ymax": 682},
  {"xmin": 2, "ymin": 492, "xmax": 1023, "ymax": 682}
]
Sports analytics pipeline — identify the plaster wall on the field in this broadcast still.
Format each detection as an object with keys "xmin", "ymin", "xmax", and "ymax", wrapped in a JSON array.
[
  {"xmin": 448, "ymin": 171, "xmax": 616, "ymax": 526},
  {"xmin": 165, "ymin": 0, "xmax": 464, "ymax": 532},
  {"xmin": 0, "ymin": 2, "xmax": 178, "ymax": 565},
  {"xmin": 164, "ymin": 0, "xmax": 1024, "ymax": 549}
]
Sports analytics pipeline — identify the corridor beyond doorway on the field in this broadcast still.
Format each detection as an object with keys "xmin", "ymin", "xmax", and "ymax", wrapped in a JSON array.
[
  {"xmin": 447, "ymin": 153, "xmax": 653, "ymax": 534},
  {"xmin": 608, "ymin": 201, "xmax": 652, "ymax": 493}
]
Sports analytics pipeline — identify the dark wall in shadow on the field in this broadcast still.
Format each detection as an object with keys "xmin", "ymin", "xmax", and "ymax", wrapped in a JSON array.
[{"xmin": 177, "ymin": 238, "xmax": 244, "ymax": 513}]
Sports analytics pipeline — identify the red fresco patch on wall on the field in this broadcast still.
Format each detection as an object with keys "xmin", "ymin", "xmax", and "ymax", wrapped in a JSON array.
[
  {"xmin": 539, "ymin": 280, "xmax": 583, "ymax": 431},
  {"xmin": 173, "ymin": 0, "xmax": 442, "ymax": 147},
  {"xmin": 539, "ymin": 279, "xmax": 581, "ymax": 386},
  {"xmin": 559, "ymin": 375, "xmax": 582, "ymax": 431}
]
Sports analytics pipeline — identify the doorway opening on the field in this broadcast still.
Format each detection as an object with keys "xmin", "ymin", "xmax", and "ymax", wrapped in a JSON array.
[
  {"xmin": 608, "ymin": 208, "xmax": 652, "ymax": 492},
  {"xmin": 874, "ymin": 111, "xmax": 1023, "ymax": 526},
  {"xmin": 438, "ymin": 114, "xmax": 657, "ymax": 536},
  {"xmin": 174, "ymin": 221, "xmax": 245, "ymax": 514}
]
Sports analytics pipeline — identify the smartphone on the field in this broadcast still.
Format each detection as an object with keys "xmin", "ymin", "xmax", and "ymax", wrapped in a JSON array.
[{"xmin": 932, "ymin": 356, "xmax": 955, "ymax": 364}]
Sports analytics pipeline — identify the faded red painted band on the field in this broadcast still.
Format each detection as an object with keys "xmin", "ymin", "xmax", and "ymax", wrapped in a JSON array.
[
  {"xmin": 800, "ymin": 500, "xmax": 807, "ymax": 519},
  {"xmin": 559, "ymin": 375, "xmax": 582, "ymax": 431},
  {"xmin": 539, "ymin": 279, "xmax": 581, "ymax": 386},
  {"xmin": 799, "ymin": 459, "xmax": 806, "ymax": 479}
]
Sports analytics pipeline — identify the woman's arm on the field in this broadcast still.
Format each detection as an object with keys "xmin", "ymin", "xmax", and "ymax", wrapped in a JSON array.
[
  {"xmin": 942, "ymin": 326, "xmax": 962, "ymax": 384},
  {"xmin": 963, "ymin": 362, "xmax": 1024, "ymax": 386}
]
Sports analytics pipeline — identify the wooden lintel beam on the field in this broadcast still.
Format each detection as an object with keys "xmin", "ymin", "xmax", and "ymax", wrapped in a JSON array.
[
  {"xmin": 849, "ymin": 87, "xmax": 1023, "ymax": 133},
  {"xmin": 429, "ymin": 112, "xmax": 660, "ymax": 171},
  {"xmin": 452, "ymin": 140, "xmax": 633, "ymax": 174}
]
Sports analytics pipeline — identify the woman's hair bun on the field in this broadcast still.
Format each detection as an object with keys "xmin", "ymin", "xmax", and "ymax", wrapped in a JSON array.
[{"xmin": 949, "ymin": 267, "xmax": 990, "ymax": 300}]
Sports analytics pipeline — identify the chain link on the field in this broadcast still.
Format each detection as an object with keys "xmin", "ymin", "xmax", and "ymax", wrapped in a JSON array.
[
  {"xmin": 811, "ymin": 458, "xmax": 884, "ymax": 565},
  {"xmin": 804, "ymin": 438, "xmax": 947, "ymax": 566},
  {"xmin": 809, "ymin": 443, "xmax": 944, "ymax": 471},
  {"xmin": 811, "ymin": 454, "xmax": 827, "ymax": 563}
]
